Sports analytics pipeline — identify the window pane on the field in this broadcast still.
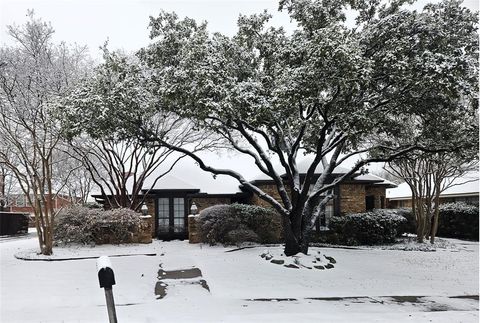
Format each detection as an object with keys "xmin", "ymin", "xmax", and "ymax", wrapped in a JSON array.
[
  {"xmin": 173, "ymin": 198, "xmax": 184, "ymax": 218},
  {"xmin": 157, "ymin": 198, "xmax": 169, "ymax": 232}
]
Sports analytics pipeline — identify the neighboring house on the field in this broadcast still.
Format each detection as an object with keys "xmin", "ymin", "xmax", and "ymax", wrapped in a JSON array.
[
  {"xmin": 6, "ymin": 193, "xmax": 78, "ymax": 216},
  {"xmin": 386, "ymin": 173, "xmax": 479, "ymax": 208},
  {"xmin": 93, "ymin": 158, "xmax": 396, "ymax": 240}
]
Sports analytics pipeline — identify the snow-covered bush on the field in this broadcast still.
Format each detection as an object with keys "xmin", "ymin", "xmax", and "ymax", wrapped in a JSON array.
[
  {"xmin": 54, "ymin": 205, "xmax": 99, "ymax": 245},
  {"xmin": 54, "ymin": 206, "xmax": 144, "ymax": 245},
  {"xmin": 437, "ymin": 202, "xmax": 478, "ymax": 240},
  {"xmin": 383, "ymin": 203, "xmax": 478, "ymax": 240},
  {"xmin": 197, "ymin": 203, "xmax": 282, "ymax": 245},
  {"xmin": 326, "ymin": 210, "xmax": 407, "ymax": 245},
  {"xmin": 395, "ymin": 208, "xmax": 415, "ymax": 233}
]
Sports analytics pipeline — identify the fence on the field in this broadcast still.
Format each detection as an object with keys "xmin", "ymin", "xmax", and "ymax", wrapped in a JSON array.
[{"xmin": 0, "ymin": 212, "xmax": 29, "ymax": 235}]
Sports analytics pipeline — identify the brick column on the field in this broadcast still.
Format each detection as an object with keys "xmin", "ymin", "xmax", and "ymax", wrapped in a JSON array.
[
  {"xmin": 188, "ymin": 214, "xmax": 201, "ymax": 244},
  {"xmin": 138, "ymin": 215, "xmax": 153, "ymax": 244}
]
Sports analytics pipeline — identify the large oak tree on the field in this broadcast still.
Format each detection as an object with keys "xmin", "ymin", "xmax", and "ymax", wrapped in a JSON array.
[{"xmin": 135, "ymin": 0, "xmax": 477, "ymax": 255}]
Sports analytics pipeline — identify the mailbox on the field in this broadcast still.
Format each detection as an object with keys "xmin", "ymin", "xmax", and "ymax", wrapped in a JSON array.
[
  {"xmin": 98, "ymin": 267, "xmax": 116, "ymax": 288},
  {"xmin": 96, "ymin": 256, "xmax": 118, "ymax": 323},
  {"xmin": 97, "ymin": 256, "xmax": 116, "ymax": 289}
]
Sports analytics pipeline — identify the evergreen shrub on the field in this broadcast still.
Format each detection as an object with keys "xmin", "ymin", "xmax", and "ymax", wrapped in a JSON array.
[{"xmin": 197, "ymin": 203, "xmax": 282, "ymax": 245}]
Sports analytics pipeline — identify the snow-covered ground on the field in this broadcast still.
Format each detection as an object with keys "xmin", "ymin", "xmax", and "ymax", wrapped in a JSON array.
[{"xmin": 0, "ymin": 232, "xmax": 478, "ymax": 323}]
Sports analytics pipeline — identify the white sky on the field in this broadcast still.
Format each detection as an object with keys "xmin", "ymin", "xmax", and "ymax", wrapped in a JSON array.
[{"xmin": 1, "ymin": 0, "xmax": 477, "ymax": 59}]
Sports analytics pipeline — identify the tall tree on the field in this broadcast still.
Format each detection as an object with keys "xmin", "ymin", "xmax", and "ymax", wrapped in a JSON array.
[
  {"xmin": 0, "ymin": 12, "xmax": 89, "ymax": 255},
  {"xmin": 135, "ymin": 0, "xmax": 477, "ymax": 255}
]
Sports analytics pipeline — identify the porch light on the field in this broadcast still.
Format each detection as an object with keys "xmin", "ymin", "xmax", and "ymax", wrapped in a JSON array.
[
  {"xmin": 141, "ymin": 203, "xmax": 148, "ymax": 216},
  {"xmin": 190, "ymin": 202, "xmax": 198, "ymax": 215}
]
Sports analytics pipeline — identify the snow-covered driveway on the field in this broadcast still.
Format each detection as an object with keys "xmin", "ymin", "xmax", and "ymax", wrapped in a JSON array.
[{"xmin": 0, "ymin": 234, "xmax": 478, "ymax": 322}]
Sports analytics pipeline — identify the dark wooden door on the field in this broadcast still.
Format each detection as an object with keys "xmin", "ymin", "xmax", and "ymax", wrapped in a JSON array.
[
  {"xmin": 156, "ymin": 197, "xmax": 187, "ymax": 240},
  {"xmin": 365, "ymin": 195, "xmax": 375, "ymax": 211}
]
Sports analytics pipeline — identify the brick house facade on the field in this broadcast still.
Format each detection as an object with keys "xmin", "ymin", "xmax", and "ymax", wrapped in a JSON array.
[{"xmin": 112, "ymin": 170, "xmax": 396, "ymax": 240}]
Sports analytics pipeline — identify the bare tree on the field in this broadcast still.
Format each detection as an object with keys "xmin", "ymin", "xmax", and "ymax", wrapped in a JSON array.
[
  {"xmin": 61, "ymin": 49, "xmax": 219, "ymax": 211},
  {"xmin": 0, "ymin": 12, "xmax": 89, "ymax": 255},
  {"xmin": 388, "ymin": 153, "xmax": 478, "ymax": 243}
]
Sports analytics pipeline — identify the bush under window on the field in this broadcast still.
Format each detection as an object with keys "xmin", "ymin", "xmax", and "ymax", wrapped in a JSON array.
[
  {"xmin": 197, "ymin": 203, "xmax": 282, "ymax": 245},
  {"xmin": 319, "ymin": 209, "xmax": 407, "ymax": 245}
]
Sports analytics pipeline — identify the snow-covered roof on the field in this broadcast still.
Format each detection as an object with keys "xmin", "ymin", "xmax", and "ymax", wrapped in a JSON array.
[
  {"xmin": 91, "ymin": 152, "xmax": 395, "ymax": 197},
  {"xmin": 387, "ymin": 172, "xmax": 479, "ymax": 200},
  {"xmin": 250, "ymin": 158, "xmax": 355, "ymax": 182},
  {"xmin": 144, "ymin": 175, "xmax": 198, "ymax": 191},
  {"xmin": 294, "ymin": 158, "xmax": 351, "ymax": 175},
  {"xmin": 354, "ymin": 173, "xmax": 397, "ymax": 187},
  {"xmin": 141, "ymin": 158, "xmax": 244, "ymax": 195}
]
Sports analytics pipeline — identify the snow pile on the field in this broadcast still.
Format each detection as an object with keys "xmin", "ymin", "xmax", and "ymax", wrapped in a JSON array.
[
  {"xmin": 96, "ymin": 255, "xmax": 112, "ymax": 271},
  {"xmin": 377, "ymin": 237, "xmax": 457, "ymax": 252},
  {"xmin": 259, "ymin": 249, "xmax": 336, "ymax": 270},
  {"xmin": 14, "ymin": 242, "xmax": 162, "ymax": 261}
]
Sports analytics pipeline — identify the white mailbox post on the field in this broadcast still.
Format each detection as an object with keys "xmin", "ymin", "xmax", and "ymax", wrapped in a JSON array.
[{"xmin": 97, "ymin": 256, "xmax": 118, "ymax": 323}]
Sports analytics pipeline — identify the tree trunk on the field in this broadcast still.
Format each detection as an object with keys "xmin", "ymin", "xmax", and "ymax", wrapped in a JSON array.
[
  {"xmin": 415, "ymin": 199, "xmax": 425, "ymax": 243},
  {"xmin": 430, "ymin": 187, "xmax": 441, "ymax": 244},
  {"xmin": 283, "ymin": 227, "xmax": 301, "ymax": 256},
  {"xmin": 283, "ymin": 212, "xmax": 302, "ymax": 256},
  {"xmin": 283, "ymin": 208, "xmax": 313, "ymax": 256}
]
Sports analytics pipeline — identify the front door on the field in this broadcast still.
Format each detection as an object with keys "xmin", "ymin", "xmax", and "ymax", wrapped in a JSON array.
[
  {"xmin": 156, "ymin": 197, "xmax": 187, "ymax": 240},
  {"xmin": 365, "ymin": 195, "xmax": 375, "ymax": 211}
]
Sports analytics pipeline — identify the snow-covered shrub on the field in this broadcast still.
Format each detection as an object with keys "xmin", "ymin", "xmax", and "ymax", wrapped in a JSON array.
[
  {"xmin": 395, "ymin": 208, "xmax": 415, "ymax": 233},
  {"xmin": 93, "ymin": 208, "xmax": 144, "ymax": 244},
  {"xmin": 326, "ymin": 210, "xmax": 407, "ymax": 245},
  {"xmin": 231, "ymin": 204, "xmax": 282, "ymax": 243},
  {"xmin": 54, "ymin": 206, "xmax": 144, "ymax": 245},
  {"xmin": 225, "ymin": 226, "xmax": 260, "ymax": 244},
  {"xmin": 437, "ymin": 202, "xmax": 478, "ymax": 240},
  {"xmin": 54, "ymin": 205, "xmax": 99, "ymax": 245},
  {"xmin": 197, "ymin": 203, "xmax": 282, "ymax": 245}
]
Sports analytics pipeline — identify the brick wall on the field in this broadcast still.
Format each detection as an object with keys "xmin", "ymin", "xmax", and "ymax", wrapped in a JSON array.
[
  {"xmin": 191, "ymin": 197, "xmax": 232, "ymax": 213},
  {"xmin": 339, "ymin": 184, "xmax": 366, "ymax": 214},
  {"xmin": 249, "ymin": 183, "xmax": 290, "ymax": 208},
  {"xmin": 251, "ymin": 182, "xmax": 376, "ymax": 215}
]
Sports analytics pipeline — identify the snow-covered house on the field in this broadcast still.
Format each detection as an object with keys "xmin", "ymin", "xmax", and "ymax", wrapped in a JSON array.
[
  {"xmin": 93, "ymin": 156, "xmax": 396, "ymax": 240},
  {"xmin": 386, "ymin": 173, "xmax": 479, "ymax": 208}
]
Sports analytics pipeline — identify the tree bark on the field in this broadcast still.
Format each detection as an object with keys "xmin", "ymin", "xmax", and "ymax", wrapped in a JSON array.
[
  {"xmin": 430, "ymin": 185, "xmax": 441, "ymax": 244},
  {"xmin": 283, "ymin": 208, "xmax": 313, "ymax": 256},
  {"xmin": 282, "ymin": 214, "xmax": 302, "ymax": 256}
]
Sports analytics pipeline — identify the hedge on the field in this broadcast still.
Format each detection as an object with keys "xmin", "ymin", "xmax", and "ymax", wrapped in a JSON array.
[
  {"xmin": 388, "ymin": 203, "xmax": 478, "ymax": 241},
  {"xmin": 197, "ymin": 203, "xmax": 282, "ymax": 245},
  {"xmin": 436, "ymin": 202, "xmax": 478, "ymax": 240},
  {"xmin": 317, "ymin": 209, "xmax": 407, "ymax": 245}
]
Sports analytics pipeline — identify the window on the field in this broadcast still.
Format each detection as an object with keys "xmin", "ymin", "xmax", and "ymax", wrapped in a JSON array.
[
  {"xmin": 15, "ymin": 195, "xmax": 25, "ymax": 207},
  {"xmin": 173, "ymin": 198, "xmax": 185, "ymax": 233},
  {"xmin": 157, "ymin": 198, "xmax": 169, "ymax": 232},
  {"xmin": 320, "ymin": 203, "xmax": 334, "ymax": 228}
]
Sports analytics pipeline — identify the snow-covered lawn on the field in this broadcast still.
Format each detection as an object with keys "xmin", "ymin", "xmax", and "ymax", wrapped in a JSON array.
[{"xmin": 0, "ymin": 232, "xmax": 478, "ymax": 323}]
